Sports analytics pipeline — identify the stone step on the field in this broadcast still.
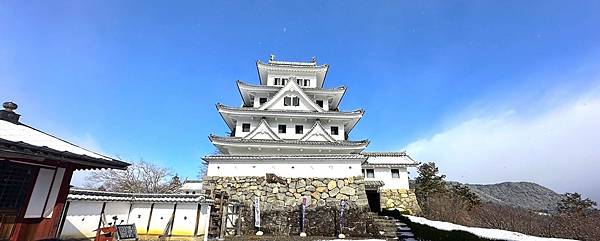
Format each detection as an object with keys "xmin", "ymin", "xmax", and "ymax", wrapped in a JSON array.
[
  {"xmin": 401, "ymin": 238, "xmax": 417, "ymax": 241},
  {"xmin": 397, "ymin": 226, "xmax": 411, "ymax": 231},
  {"xmin": 397, "ymin": 231, "xmax": 415, "ymax": 238},
  {"xmin": 395, "ymin": 222, "xmax": 407, "ymax": 226}
]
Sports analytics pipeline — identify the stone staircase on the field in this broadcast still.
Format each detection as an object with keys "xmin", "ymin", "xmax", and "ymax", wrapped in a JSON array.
[{"xmin": 373, "ymin": 215, "xmax": 417, "ymax": 241}]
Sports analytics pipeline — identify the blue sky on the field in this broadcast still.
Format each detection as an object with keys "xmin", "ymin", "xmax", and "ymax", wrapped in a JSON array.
[{"xmin": 2, "ymin": 1, "xmax": 600, "ymax": 200}]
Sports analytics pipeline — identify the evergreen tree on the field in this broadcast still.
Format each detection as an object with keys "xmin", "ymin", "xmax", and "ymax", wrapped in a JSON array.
[
  {"xmin": 450, "ymin": 184, "xmax": 481, "ymax": 209},
  {"xmin": 415, "ymin": 162, "xmax": 447, "ymax": 203},
  {"xmin": 557, "ymin": 192, "xmax": 597, "ymax": 214}
]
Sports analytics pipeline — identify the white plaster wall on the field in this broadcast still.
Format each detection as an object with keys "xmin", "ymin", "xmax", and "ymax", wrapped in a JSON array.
[
  {"xmin": 147, "ymin": 203, "xmax": 175, "ymax": 235},
  {"xmin": 171, "ymin": 203, "xmax": 198, "ymax": 236},
  {"xmin": 196, "ymin": 205, "xmax": 210, "ymax": 236},
  {"xmin": 267, "ymin": 73, "xmax": 317, "ymax": 88},
  {"xmin": 128, "ymin": 203, "xmax": 152, "ymax": 234},
  {"xmin": 235, "ymin": 118, "xmax": 345, "ymax": 141},
  {"xmin": 60, "ymin": 201, "xmax": 210, "ymax": 238},
  {"xmin": 103, "ymin": 202, "xmax": 130, "ymax": 226},
  {"xmin": 364, "ymin": 167, "xmax": 409, "ymax": 189},
  {"xmin": 207, "ymin": 159, "xmax": 362, "ymax": 178},
  {"xmin": 24, "ymin": 168, "xmax": 55, "ymax": 218},
  {"xmin": 43, "ymin": 167, "xmax": 65, "ymax": 218},
  {"xmin": 60, "ymin": 201, "xmax": 103, "ymax": 239}
]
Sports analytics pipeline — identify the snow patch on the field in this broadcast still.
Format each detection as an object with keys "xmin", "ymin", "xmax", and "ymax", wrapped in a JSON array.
[{"xmin": 406, "ymin": 215, "xmax": 577, "ymax": 241}]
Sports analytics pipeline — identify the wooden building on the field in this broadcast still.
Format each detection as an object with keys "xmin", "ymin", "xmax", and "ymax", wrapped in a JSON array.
[{"xmin": 0, "ymin": 102, "xmax": 130, "ymax": 241}]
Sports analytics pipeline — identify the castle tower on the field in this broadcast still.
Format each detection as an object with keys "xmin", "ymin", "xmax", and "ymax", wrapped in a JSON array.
[{"xmin": 202, "ymin": 56, "xmax": 420, "ymax": 217}]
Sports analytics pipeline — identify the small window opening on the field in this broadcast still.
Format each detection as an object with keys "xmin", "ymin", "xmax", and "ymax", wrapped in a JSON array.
[
  {"xmin": 316, "ymin": 100, "xmax": 324, "ymax": 108},
  {"xmin": 284, "ymin": 97, "xmax": 291, "ymax": 106},
  {"xmin": 366, "ymin": 169, "xmax": 375, "ymax": 178},
  {"xmin": 242, "ymin": 123, "xmax": 251, "ymax": 132},
  {"xmin": 259, "ymin": 98, "xmax": 267, "ymax": 105},
  {"xmin": 278, "ymin": 124, "xmax": 286, "ymax": 133},
  {"xmin": 331, "ymin": 126, "xmax": 339, "ymax": 135},
  {"xmin": 391, "ymin": 169, "xmax": 400, "ymax": 178},
  {"xmin": 292, "ymin": 97, "xmax": 300, "ymax": 106},
  {"xmin": 295, "ymin": 125, "xmax": 303, "ymax": 134}
]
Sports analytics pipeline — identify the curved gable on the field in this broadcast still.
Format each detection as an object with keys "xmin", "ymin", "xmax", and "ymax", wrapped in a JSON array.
[
  {"xmin": 300, "ymin": 121, "xmax": 336, "ymax": 142},
  {"xmin": 258, "ymin": 80, "xmax": 324, "ymax": 112}
]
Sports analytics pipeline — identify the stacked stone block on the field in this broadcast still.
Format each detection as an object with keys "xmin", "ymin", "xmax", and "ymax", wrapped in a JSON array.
[
  {"xmin": 202, "ymin": 175, "xmax": 381, "ymax": 237},
  {"xmin": 380, "ymin": 189, "xmax": 421, "ymax": 214}
]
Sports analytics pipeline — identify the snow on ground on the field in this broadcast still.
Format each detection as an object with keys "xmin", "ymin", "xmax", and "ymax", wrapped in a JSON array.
[
  {"xmin": 406, "ymin": 215, "xmax": 577, "ymax": 241},
  {"xmin": 318, "ymin": 240, "xmax": 384, "ymax": 241}
]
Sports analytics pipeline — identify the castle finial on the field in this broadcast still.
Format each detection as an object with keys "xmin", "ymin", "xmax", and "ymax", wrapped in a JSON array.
[
  {"xmin": 269, "ymin": 54, "xmax": 275, "ymax": 61},
  {"xmin": 311, "ymin": 56, "xmax": 316, "ymax": 63}
]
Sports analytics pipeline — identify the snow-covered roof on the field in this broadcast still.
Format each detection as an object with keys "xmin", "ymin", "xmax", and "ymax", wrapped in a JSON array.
[
  {"xmin": 216, "ymin": 104, "xmax": 364, "ymax": 133},
  {"xmin": 256, "ymin": 58, "xmax": 329, "ymax": 87},
  {"xmin": 362, "ymin": 152, "xmax": 419, "ymax": 167},
  {"xmin": 0, "ymin": 118, "xmax": 129, "ymax": 169},
  {"xmin": 180, "ymin": 180, "xmax": 203, "ymax": 192},
  {"xmin": 67, "ymin": 189, "xmax": 212, "ymax": 204}
]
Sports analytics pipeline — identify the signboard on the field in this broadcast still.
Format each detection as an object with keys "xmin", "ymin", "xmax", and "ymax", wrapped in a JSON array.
[
  {"xmin": 254, "ymin": 197, "xmax": 261, "ymax": 228},
  {"xmin": 115, "ymin": 224, "xmax": 138, "ymax": 240}
]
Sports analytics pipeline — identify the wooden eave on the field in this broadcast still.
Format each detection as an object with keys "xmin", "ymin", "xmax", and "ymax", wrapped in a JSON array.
[{"xmin": 0, "ymin": 138, "xmax": 130, "ymax": 170}]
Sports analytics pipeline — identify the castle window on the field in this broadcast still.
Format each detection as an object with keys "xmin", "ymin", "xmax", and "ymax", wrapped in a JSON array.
[
  {"xmin": 295, "ymin": 125, "xmax": 303, "ymax": 134},
  {"xmin": 366, "ymin": 169, "xmax": 374, "ymax": 178},
  {"xmin": 297, "ymin": 79, "xmax": 302, "ymax": 85},
  {"xmin": 278, "ymin": 124, "xmax": 286, "ymax": 133},
  {"xmin": 282, "ymin": 78, "xmax": 288, "ymax": 85},
  {"xmin": 316, "ymin": 100, "xmax": 324, "ymax": 108},
  {"xmin": 274, "ymin": 78, "xmax": 281, "ymax": 85},
  {"xmin": 242, "ymin": 123, "xmax": 250, "ymax": 132},
  {"xmin": 391, "ymin": 169, "xmax": 400, "ymax": 178},
  {"xmin": 284, "ymin": 97, "xmax": 291, "ymax": 106},
  {"xmin": 330, "ymin": 126, "xmax": 339, "ymax": 135},
  {"xmin": 259, "ymin": 98, "xmax": 267, "ymax": 105},
  {"xmin": 292, "ymin": 97, "xmax": 300, "ymax": 106},
  {"xmin": 304, "ymin": 79, "xmax": 310, "ymax": 86}
]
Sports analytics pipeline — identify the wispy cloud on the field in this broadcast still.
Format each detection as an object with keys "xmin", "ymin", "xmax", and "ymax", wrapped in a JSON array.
[{"xmin": 405, "ymin": 89, "xmax": 600, "ymax": 202}]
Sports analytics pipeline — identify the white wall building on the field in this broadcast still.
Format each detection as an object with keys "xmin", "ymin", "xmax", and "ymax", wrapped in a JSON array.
[
  {"xmin": 58, "ymin": 189, "xmax": 212, "ymax": 240},
  {"xmin": 203, "ymin": 56, "xmax": 419, "ymax": 211}
]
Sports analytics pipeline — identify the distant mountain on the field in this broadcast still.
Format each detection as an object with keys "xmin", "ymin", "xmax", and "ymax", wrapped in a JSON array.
[{"xmin": 462, "ymin": 182, "xmax": 565, "ymax": 212}]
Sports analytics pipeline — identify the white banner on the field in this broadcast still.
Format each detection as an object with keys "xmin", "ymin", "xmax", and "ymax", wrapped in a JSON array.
[{"xmin": 254, "ymin": 197, "xmax": 260, "ymax": 228}]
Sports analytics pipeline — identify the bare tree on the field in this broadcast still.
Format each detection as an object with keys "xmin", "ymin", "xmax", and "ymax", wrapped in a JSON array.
[{"xmin": 86, "ymin": 160, "xmax": 182, "ymax": 193}]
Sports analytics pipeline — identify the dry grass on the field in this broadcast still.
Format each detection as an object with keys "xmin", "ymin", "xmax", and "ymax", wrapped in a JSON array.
[{"xmin": 420, "ymin": 194, "xmax": 600, "ymax": 241}]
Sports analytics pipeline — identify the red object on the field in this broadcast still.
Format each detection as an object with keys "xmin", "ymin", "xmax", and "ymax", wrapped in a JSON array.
[{"xmin": 94, "ymin": 226, "xmax": 117, "ymax": 241}]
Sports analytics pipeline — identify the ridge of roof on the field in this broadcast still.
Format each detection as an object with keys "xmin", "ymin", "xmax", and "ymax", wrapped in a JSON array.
[
  {"xmin": 237, "ymin": 80, "xmax": 346, "ymax": 92},
  {"xmin": 216, "ymin": 104, "xmax": 364, "ymax": 115},
  {"xmin": 361, "ymin": 151, "xmax": 408, "ymax": 157},
  {"xmin": 209, "ymin": 134, "xmax": 369, "ymax": 146},
  {"xmin": 68, "ymin": 188, "xmax": 213, "ymax": 203}
]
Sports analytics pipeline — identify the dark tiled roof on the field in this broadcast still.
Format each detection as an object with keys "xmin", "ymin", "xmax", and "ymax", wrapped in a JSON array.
[
  {"xmin": 361, "ymin": 152, "xmax": 408, "ymax": 157},
  {"xmin": 209, "ymin": 135, "xmax": 369, "ymax": 147},
  {"xmin": 237, "ymin": 80, "xmax": 345, "ymax": 92},
  {"xmin": 203, "ymin": 154, "xmax": 366, "ymax": 160},
  {"xmin": 68, "ymin": 189, "xmax": 212, "ymax": 203},
  {"xmin": 364, "ymin": 180, "xmax": 385, "ymax": 188},
  {"xmin": 217, "ymin": 104, "xmax": 364, "ymax": 116}
]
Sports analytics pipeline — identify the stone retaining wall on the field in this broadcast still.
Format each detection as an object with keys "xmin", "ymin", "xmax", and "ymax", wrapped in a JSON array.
[
  {"xmin": 380, "ymin": 189, "xmax": 421, "ymax": 214},
  {"xmin": 202, "ymin": 175, "xmax": 382, "ymax": 237}
]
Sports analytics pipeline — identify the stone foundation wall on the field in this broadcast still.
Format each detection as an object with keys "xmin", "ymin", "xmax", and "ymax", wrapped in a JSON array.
[
  {"xmin": 202, "ymin": 175, "xmax": 382, "ymax": 237},
  {"xmin": 380, "ymin": 189, "xmax": 421, "ymax": 214}
]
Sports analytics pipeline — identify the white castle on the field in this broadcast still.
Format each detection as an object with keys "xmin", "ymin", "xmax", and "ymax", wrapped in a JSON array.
[{"xmin": 203, "ymin": 56, "xmax": 419, "ymax": 210}]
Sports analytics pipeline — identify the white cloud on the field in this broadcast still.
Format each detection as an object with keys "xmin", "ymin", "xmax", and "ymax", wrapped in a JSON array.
[{"xmin": 405, "ymin": 93, "xmax": 600, "ymax": 202}]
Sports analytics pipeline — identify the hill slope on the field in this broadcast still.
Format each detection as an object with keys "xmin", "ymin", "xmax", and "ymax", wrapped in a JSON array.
[{"xmin": 464, "ymin": 182, "xmax": 564, "ymax": 212}]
